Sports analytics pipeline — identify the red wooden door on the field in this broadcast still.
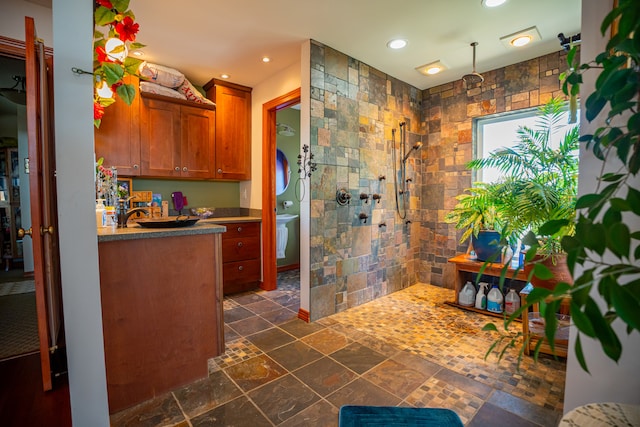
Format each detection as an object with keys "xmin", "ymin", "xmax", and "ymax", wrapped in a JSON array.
[{"xmin": 24, "ymin": 16, "xmax": 63, "ymax": 392}]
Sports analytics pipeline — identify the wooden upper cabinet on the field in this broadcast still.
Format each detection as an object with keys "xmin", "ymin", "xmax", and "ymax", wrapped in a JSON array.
[
  {"xmin": 204, "ymin": 79, "xmax": 252, "ymax": 181},
  {"xmin": 140, "ymin": 96, "xmax": 181, "ymax": 178},
  {"xmin": 94, "ymin": 75, "xmax": 141, "ymax": 176},
  {"xmin": 181, "ymin": 105, "xmax": 215, "ymax": 179},
  {"xmin": 140, "ymin": 95, "xmax": 216, "ymax": 179}
]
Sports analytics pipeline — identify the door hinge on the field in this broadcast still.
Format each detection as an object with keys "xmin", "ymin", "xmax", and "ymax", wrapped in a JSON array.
[{"xmin": 24, "ymin": 157, "xmax": 30, "ymax": 174}]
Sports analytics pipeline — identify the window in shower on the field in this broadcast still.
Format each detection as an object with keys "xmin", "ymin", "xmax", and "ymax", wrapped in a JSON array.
[{"xmin": 473, "ymin": 106, "xmax": 579, "ymax": 184}]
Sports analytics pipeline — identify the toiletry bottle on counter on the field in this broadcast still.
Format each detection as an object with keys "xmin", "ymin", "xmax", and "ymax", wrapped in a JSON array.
[
  {"xmin": 105, "ymin": 205, "xmax": 117, "ymax": 229},
  {"xmin": 96, "ymin": 199, "xmax": 106, "ymax": 228}
]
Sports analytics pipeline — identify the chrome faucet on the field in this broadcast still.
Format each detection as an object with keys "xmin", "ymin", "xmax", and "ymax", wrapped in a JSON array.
[{"xmin": 118, "ymin": 199, "xmax": 149, "ymax": 228}]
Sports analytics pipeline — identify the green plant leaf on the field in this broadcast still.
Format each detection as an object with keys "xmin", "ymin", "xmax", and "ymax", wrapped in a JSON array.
[
  {"xmin": 607, "ymin": 222, "xmax": 630, "ymax": 259},
  {"xmin": 585, "ymin": 298, "xmax": 622, "ymax": 362},
  {"xmin": 533, "ymin": 262, "xmax": 554, "ymax": 280},
  {"xmin": 482, "ymin": 323, "xmax": 498, "ymax": 332},
  {"xmin": 575, "ymin": 193, "xmax": 604, "ymax": 209},
  {"xmin": 102, "ymin": 63, "xmax": 124, "ymax": 86},
  {"xmin": 600, "ymin": 173, "xmax": 625, "ymax": 183},
  {"xmin": 123, "ymin": 57, "xmax": 144, "ymax": 75},
  {"xmin": 570, "ymin": 301, "xmax": 596, "ymax": 337},
  {"xmin": 574, "ymin": 334, "xmax": 590, "ymax": 374},
  {"xmin": 583, "ymin": 222, "xmax": 606, "ymax": 255},
  {"xmin": 538, "ymin": 219, "xmax": 569, "ymax": 236},
  {"xmin": 116, "ymin": 83, "xmax": 136, "ymax": 106},
  {"xmin": 94, "ymin": 6, "xmax": 116, "ymax": 26},
  {"xmin": 111, "ymin": 0, "xmax": 131, "ymax": 13},
  {"xmin": 609, "ymin": 198, "xmax": 631, "ymax": 212},
  {"xmin": 610, "ymin": 285, "xmax": 640, "ymax": 331},
  {"xmin": 627, "ymin": 188, "xmax": 640, "ymax": 216}
]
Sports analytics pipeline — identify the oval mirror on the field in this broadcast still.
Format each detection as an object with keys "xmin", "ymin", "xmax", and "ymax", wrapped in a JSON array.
[{"xmin": 275, "ymin": 148, "xmax": 291, "ymax": 195}]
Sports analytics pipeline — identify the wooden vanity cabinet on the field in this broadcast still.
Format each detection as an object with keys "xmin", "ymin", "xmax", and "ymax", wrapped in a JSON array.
[
  {"xmin": 94, "ymin": 75, "xmax": 141, "ymax": 176},
  {"xmin": 139, "ymin": 94, "xmax": 216, "ymax": 179},
  {"xmin": 204, "ymin": 79, "xmax": 252, "ymax": 181},
  {"xmin": 220, "ymin": 221, "xmax": 261, "ymax": 294}
]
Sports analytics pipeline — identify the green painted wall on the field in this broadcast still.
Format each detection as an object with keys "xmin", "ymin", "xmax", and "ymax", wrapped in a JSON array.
[
  {"xmin": 276, "ymin": 107, "xmax": 301, "ymax": 267},
  {"xmin": 132, "ymin": 178, "xmax": 240, "ymax": 211}
]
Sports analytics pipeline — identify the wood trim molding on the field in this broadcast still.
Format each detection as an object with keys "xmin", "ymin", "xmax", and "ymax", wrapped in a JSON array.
[
  {"xmin": 0, "ymin": 35, "xmax": 54, "ymax": 59},
  {"xmin": 261, "ymin": 88, "xmax": 301, "ymax": 292},
  {"xmin": 277, "ymin": 263, "xmax": 300, "ymax": 273},
  {"xmin": 297, "ymin": 308, "xmax": 310, "ymax": 323}
]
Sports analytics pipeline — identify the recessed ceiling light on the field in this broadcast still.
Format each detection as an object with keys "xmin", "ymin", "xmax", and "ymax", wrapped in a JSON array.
[
  {"xmin": 500, "ymin": 26, "xmax": 541, "ymax": 49},
  {"xmin": 482, "ymin": 0, "xmax": 507, "ymax": 7},
  {"xmin": 220, "ymin": 74, "xmax": 230, "ymax": 79},
  {"xmin": 511, "ymin": 35, "xmax": 532, "ymax": 47},
  {"xmin": 262, "ymin": 56, "xmax": 271, "ymax": 63},
  {"xmin": 415, "ymin": 60, "xmax": 447, "ymax": 76},
  {"xmin": 387, "ymin": 39, "xmax": 408, "ymax": 49}
]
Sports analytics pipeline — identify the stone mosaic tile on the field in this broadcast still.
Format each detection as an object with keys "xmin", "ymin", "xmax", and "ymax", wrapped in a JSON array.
[
  {"xmin": 404, "ymin": 376, "xmax": 485, "ymax": 425},
  {"xmin": 223, "ymin": 354, "xmax": 287, "ymax": 392},
  {"xmin": 210, "ymin": 338, "xmax": 263, "ymax": 371}
]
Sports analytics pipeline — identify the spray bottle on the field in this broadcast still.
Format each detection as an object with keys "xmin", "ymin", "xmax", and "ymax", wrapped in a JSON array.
[{"xmin": 475, "ymin": 282, "xmax": 489, "ymax": 310}]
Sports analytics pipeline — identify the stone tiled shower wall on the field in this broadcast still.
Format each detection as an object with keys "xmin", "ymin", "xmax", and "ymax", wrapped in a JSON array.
[
  {"xmin": 308, "ymin": 40, "xmax": 424, "ymax": 320},
  {"xmin": 419, "ymin": 50, "xmax": 571, "ymax": 288}
]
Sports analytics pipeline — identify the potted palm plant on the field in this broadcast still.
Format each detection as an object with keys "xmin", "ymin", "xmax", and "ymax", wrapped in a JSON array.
[
  {"xmin": 445, "ymin": 183, "xmax": 507, "ymax": 262},
  {"xmin": 467, "ymin": 97, "xmax": 580, "ymax": 289}
]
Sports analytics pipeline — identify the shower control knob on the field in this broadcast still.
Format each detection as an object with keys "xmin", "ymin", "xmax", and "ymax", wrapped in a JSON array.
[
  {"xmin": 372, "ymin": 194, "xmax": 381, "ymax": 203},
  {"xmin": 336, "ymin": 188, "xmax": 352, "ymax": 206}
]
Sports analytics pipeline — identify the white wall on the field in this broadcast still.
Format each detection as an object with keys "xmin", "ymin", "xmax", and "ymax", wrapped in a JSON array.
[
  {"xmin": 52, "ymin": 0, "xmax": 110, "ymax": 424},
  {"xmin": 243, "ymin": 57, "xmax": 302, "ymax": 210},
  {"xmin": 563, "ymin": 0, "xmax": 640, "ymax": 412},
  {"xmin": 0, "ymin": 0, "xmax": 52, "ymax": 44}
]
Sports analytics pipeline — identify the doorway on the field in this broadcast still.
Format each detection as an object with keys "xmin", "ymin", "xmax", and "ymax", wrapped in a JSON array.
[
  {"xmin": 261, "ymin": 88, "xmax": 301, "ymax": 301},
  {"xmin": 0, "ymin": 53, "xmax": 36, "ymax": 361}
]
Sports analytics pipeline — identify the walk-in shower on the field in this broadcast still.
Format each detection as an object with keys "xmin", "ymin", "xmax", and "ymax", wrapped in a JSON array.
[{"xmin": 392, "ymin": 122, "xmax": 422, "ymax": 219}]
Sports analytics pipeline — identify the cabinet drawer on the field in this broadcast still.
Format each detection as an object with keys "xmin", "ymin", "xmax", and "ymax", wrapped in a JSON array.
[
  {"xmin": 221, "ymin": 222, "xmax": 260, "ymax": 240},
  {"xmin": 222, "ymin": 236, "xmax": 260, "ymax": 262},
  {"xmin": 223, "ymin": 259, "xmax": 261, "ymax": 286}
]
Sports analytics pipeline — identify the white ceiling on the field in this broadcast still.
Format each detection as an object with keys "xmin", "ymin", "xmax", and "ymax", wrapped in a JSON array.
[
  {"xmin": 133, "ymin": 0, "xmax": 581, "ymax": 89},
  {"xmin": 1, "ymin": 0, "xmax": 581, "ymax": 117}
]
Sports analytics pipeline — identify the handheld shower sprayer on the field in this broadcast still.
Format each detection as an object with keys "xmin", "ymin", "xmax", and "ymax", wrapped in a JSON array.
[{"xmin": 402, "ymin": 141, "xmax": 423, "ymax": 163}]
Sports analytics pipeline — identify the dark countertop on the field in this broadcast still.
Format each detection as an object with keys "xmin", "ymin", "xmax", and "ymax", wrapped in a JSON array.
[
  {"xmin": 97, "ymin": 221, "xmax": 227, "ymax": 242},
  {"xmin": 96, "ymin": 216, "xmax": 262, "ymax": 242}
]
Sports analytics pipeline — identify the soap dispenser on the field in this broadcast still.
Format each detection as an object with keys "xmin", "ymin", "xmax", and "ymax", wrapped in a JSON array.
[{"xmin": 95, "ymin": 199, "xmax": 106, "ymax": 229}]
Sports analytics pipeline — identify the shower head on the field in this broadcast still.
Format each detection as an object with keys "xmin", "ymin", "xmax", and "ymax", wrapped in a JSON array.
[
  {"xmin": 462, "ymin": 42, "xmax": 484, "ymax": 85},
  {"xmin": 403, "ymin": 141, "xmax": 423, "ymax": 162}
]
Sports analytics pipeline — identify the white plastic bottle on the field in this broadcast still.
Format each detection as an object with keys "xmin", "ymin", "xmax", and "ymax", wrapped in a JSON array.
[
  {"xmin": 458, "ymin": 281, "xmax": 477, "ymax": 307},
  {"xmin": 487, "ymin": 284, "xmax": 504, "ymax": 314},
  {"xmin": 504, "ymin": 288, "xmax": 520, "ymax": 315},
  {"xmin": 475, "ymin": 282, "xmax": 489, "ymax": 310},
  {"xmin": 96, "ymin": 199, "xmax": 106, "ymax": 228}
]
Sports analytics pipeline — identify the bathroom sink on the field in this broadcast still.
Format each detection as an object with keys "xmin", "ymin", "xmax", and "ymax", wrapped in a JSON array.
[{"xmin": 276, "ymin": 214, "xmax": 298, "ymax": 227}]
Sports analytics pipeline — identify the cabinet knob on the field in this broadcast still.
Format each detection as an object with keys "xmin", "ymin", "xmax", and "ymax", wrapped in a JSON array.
[
  {"xmin": 237, "ymin": 241, "xmax": 243, "ymax": 248},
  {"xmin": 183, "ymin": 167, "xmax": 188, "ymax": 172},
  {"xmin": 133, "ymin": 164, "xmax": 139, "ymax": 169},
  {"xmin": 238, "ymin": 265, "xmax": 244, "ymax": 271},
  {"xmin": 174, "ymin": 166, "xmax": 180, "ymax": 171},
  {"xmin": 237, "ymin": 226, "xmax": 243, "ymax": 232},
  {"xmin": 217, "ymin": 168, "xmax": 223, "ymax": 174}
]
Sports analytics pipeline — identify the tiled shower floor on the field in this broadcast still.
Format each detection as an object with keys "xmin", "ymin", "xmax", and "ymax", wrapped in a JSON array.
[{"xmin": 111, "ymin": 270, "xmax": 566, "ymax": 426}]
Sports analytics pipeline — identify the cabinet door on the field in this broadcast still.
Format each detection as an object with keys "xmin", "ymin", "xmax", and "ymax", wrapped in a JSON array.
[
  {"xmin": 94, "ymin": 76, "xmax": 141, "ymax": 176},
  {"xmin": 213, "ymin": 84, "xmax": 251, "ymax": 180},
  {"xmin": 180, "ymin": 105, "xmax": 215, "ymax": 179},
  {"xmin": 140, "ymin": 97, "xmax": 181, "ymax": 177}
]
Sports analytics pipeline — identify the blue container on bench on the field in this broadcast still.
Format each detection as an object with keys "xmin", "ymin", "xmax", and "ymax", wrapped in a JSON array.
[{"xmin": 471, "ymin": 230, "xmax": 502, "ymax": 262}]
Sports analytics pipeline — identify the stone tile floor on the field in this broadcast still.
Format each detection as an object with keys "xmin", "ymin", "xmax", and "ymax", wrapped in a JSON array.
[{"xmin": 111, "ymin": 270, "xmax": 566, "ymax": 426}]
